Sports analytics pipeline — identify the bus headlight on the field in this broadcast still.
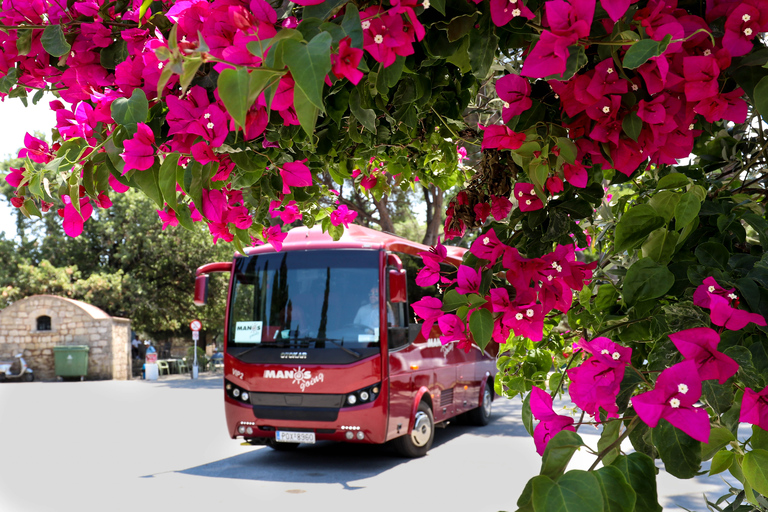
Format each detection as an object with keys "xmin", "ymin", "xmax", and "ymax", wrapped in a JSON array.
[
  {"xmin": 241, "ymin": 392, "xmax": 249, "ymax": 402},
  {"xmin": 359, "ymin": 391, "xmax": 369, "ymax": 401},
  {"xmin": 347, "ymin": 394, "xmax": 357, "ymax": 405},
  {"xmin": 233, "ymin": 389, "xmax": 240, "ymax": 398},
  {"xmin": 342, "ymin": 383, "xmax": 381, "ymax": 408}
]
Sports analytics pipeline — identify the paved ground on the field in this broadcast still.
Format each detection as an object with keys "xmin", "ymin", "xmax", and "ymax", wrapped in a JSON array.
[{"xmin": 0, "ymin": 374, "xmax": 736, "ymax": 512}]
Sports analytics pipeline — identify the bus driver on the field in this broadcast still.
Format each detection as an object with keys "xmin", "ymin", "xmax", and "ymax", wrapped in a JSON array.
[{"xmin": 354, "ymin": 287, "xmax": 394, "ymax": 332}]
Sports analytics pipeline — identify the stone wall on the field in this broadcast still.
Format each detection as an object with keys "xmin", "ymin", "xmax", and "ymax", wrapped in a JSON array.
[{"xmin": 0, "ymin": 295, "xmax": 131, "ymax": 381}]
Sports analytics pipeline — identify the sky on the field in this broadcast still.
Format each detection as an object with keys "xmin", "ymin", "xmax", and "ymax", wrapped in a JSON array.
[{"xmin": 0, "ymin": 96, "xmax": 57, "ymax": 240}]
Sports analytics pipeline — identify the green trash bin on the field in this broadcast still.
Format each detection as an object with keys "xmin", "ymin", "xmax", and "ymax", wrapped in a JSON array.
[{"xmin": 53, "ymin": 345, "xmax": 90, "ymax": 378}]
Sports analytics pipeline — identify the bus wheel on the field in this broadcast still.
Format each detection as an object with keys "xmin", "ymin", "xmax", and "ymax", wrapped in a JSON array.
[
  {"xmin": 393, "ymin": 401, "xmax": 434, "ymax": 458},
  {"xmin": 467, "ymin": 384, "xmax": 493, "ymax": 426},
  {"xmin": 266, "ymin": 439, "xmax": 300, "ymax": 451}
]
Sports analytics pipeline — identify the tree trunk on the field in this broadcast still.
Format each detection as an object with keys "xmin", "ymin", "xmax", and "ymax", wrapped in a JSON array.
[
  {"xmin": 422, "ymin": 185, "xmax": 443, "ymax": 246},
  {"xmin": 375, "ymin": 196, "xmax": 395, "ymax": 234}
]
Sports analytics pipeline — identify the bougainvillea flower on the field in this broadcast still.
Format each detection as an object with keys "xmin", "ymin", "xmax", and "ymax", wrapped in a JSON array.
[
  {"xmin": 578, "ymin": 337, "xmax": 632, "ymax": 366},
  {"xmin": 514, "ymin": 183, "xmax": 544, "ymax": 212},
  {"xmin": 546, "ymin": 0, "xmax": 595, "ymax": 39},
  {"xmin": 496, "ymin": 73, "xmax": 532, "ymax": 122},
  {"xmin": 474, "ymin": 202, "xmax": 491, "ymax": 224},
  {"xmin": 108, "ymin": 174, "xmax": 130, "ymax": 193},
  {"xmin": 480, "ymin": 124, "xmax": 527, "ymax": 151},
  {"xmin": 567, "ymin": 347, "xmax": 627, "ymax": 420},
  {"xmin": 563, "ymin": 162, "xmax": 588, "ymax": 188},
  {"xmin": 601, "ymin": 0, "xmax": 630, "ymax": 22},
  {"xmin": 470, "ymin": 228, "xmax": 506, "ymax": 265},
  {"xmin": 520, "ymin": 31, "xmax": 578, "ymax": 78},
  {"xmin": 18, "ymin": 133, "xmax": 52, "ymax": 164},
  {"xmin": 416, "ymin": 256, "xmax": 441, "ymax": 286},
  {"xmin": 668, "ymin": 328, "xmax": 739, "ymax": 384},
  {"xmin": 455, "ymin": 265, "xmax": 481, "ymax": 295},
  {"xmin": 263, "ymin": 225, "xmax": 287, "ymax": 251},
  {"xmin": 490, "ymin": 0, "xmax": 535, "ymax": 27},
  {"xmin": 411, "ymin": 296, "xmax": 444, "ymax": 338},
  {"xmin": 709, "ymin": 295, "xmax": 767, "ymax": 330},
  {"xmin": 331, "ymin": 37, "xmax": 364, "ymax": 85},
  {"xmin": 546, "ymin": 176, "xmax": 564, "ymax": 194},
  {"xmin": 683, "ymin": 56, "xmax": 720, "ymax": 102},
  {"xmin": 121, "ymin": 123, "xmax": 156, "ymax": 172},
  {"xmin": 4, "ymin": 167, "xmax": 25, "ymax": 188},
  {"xmin": 501, "ymin": 301, "xmax": 546, "ymax": 342},
  {"xmin": 360, "ymin": 173, "xmax": 378, "ymax": 191},
  {"xmin": 491, "ymin": 195, "xmax": 513, "ymax": 221},
  {"xmin": 740, "ymin": 386, "xmax": 768, "ymax": 431},
  {"xmin": 438, "ymin": 314, "xmax": 468, "ymax": 345},
  {"xmin": 530, "ymin": 386, "xmax": 576, "ymax": 455},
  {"xmin": 722, "ymin": 3, "xmax": 760, "ymax": 57},
  {"xmin": 632, "ymin": 360, "xmax": 710, "ymax": 443},
  {"xmin": 157, "ymin": 208, "xmax": 179, "ymax": 230},
  {"xmin": 693, "ymin": 276, "xmax": 736, "ymax": 308},
  {"xmin": 280, "ymin": 160, "xmax": 313, "ymax": 194},
  {"xmin": 330, "ymin": 204, "xmax": 357, "ymax": 228},
  {"xmin": 58, "ymin": 195, "xmax": 94, "ymax": 238}
]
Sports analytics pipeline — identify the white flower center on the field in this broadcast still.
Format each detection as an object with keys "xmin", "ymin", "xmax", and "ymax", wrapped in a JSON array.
[
  {"xmin": 728, "ymin": 293, "xmax": 738, "ymax": 300},
  {"xmin": 374, "ymin": 34, "xmax": 384, "ymax": 44},
  {"xmin": 602, "ymin": 106, "xmax": 611, "ymax": 114},
  {"xmin": 519, "ymin": 192, "xmax": 524, "ymax": 198},
  {"xmin": 525, "ymin": 200, "xmax": 531, "ymax": 205},
  {"xmin": 607, "ymin": 67, "xmax": 614, "ymax": 74},
  {"xmin": 678, "ymin": 383, "xmax": 688, "ymax": 394},
  {"xmin": 669, "ymin": 398, "xmax": 681, "ymax": 408},
  {"xmin": 601, "ymin": 349, "xmax": 609, "ymax": 355},
  {"xmin": 688, "ymin": 123, "xmax": 694, "ymax": 130},
  {"xmin": 554, "ymin": 93, "xmax": 560, "ymax": 99},
  {"xmin": 503, "ymin": 101, "xmax": 510, "ymax": 108},
  {"xmin": 556, "ymin": 265, "xmax": 562, "ymax": 273},
  {"xmin": 512, "ymin": 8, "xmax": 521, "ymax": 16},
  {"xmin": 745, "ymin": 27, "xmax": 753, "ymax": 36},
  {"xmin": 708, "ymin": 286, "xmax": 716, "ymax": 292},
  {"xmin": 157, "ymin": 62, "xmax": 163, "ymax": 69},
  {"xmin": 483, "ymin": 236, "xmax": 490, "ymax": 245},
  {"xmin": 703, "ymin": 49, "xmax": 711, "ymax": 56},
  {"xmin": 631, "ymin": 84, "xmax": 639, "ymax": 91},
  {"xmin": 515, "ymin": 313, "xmax": 524, "ymax": 320},
  {"xmin": 423, "ymin": 0, "xmax": 430, "ymax": 8},
  {"xmin": 547, "ymin": 275, "xmax": 553, "ymax": 281},
  {"xmin": 206, "ymin": 122, "xmax": 214, "ymax": 129},
  {"xmin": 526, "ymin": 309, "xmax": 534, "ymax": 317},
  {"xmin": 204, "ymin": 113, "xmax": 211, "ymax": 119},
  {"xmin": 362, "ymin": 20, "xmax": 371, "ymax": 29},
  {"xmin": 612, "ymin": 352, "xmax": 620, "ymax": 360},
  {"xmin": 743, "ymin": 13, "xmax": 751, "ymax": 22}
]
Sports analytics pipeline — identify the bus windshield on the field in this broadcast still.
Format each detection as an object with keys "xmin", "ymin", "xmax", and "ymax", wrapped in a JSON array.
[{"xmin": 228, "ymin": 249, "xmax": 381, "ymax": 358}]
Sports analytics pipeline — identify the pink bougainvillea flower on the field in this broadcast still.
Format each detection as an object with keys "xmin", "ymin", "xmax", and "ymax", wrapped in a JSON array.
[
  {"xmin": 496, "ymin": 73, "xmax": 532, "ymax": 122},
  {"xmin": 416, "ymin": 256, "xmax": 441, "ymax": 287},
  {"xmin": 520, "ymin": 31, "xmax": 577, "ymax": 79},
  {"xmin": 740, "ymin": 386, "xmax": 768, "ymax": 431},
  {"xmin": 4, "ymin": 167, "xmax": 25, "ymax": 188},
  {"xmin": 546, "ymin": 176, "xmax": 564, "ymax": 195},
  {"xmin": 263, "ymin": 225, "xmax": 288, "ymax": 251},
  {"xmin": 470, "ymin": 228, "xmax": 506, "ymax": 265},
  {"xmin": 601, "ymin": 0, "xmax": 630, "ymax": 22},
  {"xmin": 58, "ymin": 195, "xmax": 94, "ymax": 237},
  {"xmin": 683, "ymin": 56, "xmax": 720, "ymax": 102},
  {"xmin": 722, "ymin": 3, "xmax": 760, "ymax": 57},
  {"xmin": 489, "ymin": 0, "xmax": 534, "ymax": 27},
  {"xmin": 693, "ymin": 276, "xmax": 736, "ymax": 308},
  {"xmin": 546, "ymin": 0, "xmax": 595, "ymax": 39},
  {"xmin": 632, "ymin": 360, "xmax": 710, "ymax": 443},
  {"xmin": 121, "ymin": 123, "xmax": 155, "ymax": 172},
  {"xmin": 578, "ymin": 337, "xmax": 632, "ymax": 366},
  {"xmin": 157, "ymin": 208, "xmax": 179, "ymax": 230},
  {"xmin": 567, "ymin": 337, "xmax": 629, "ymax": 419},
  {"xmin": 457, "ymin": 146, "xmax": 468, "ymax": 163},
  {"xmin": 709, "ymin": 295, "xmax": 767, "ymax": 330},
  {"xmin": 668, "ymin": 327, "xmax": 739, "ymax": 385},
  {"xmin": 481, "ymin": 124, "xmax": 527, "ymax": 151},
  {"xmin": 563, "ymin": 162, "xmax": 588, "ymax": 188},
  {"xmin": 280, "ymin": 160, "xmax": 313, "ymax": 194},
  {"xmin": 491, "ymin": 195, "xmax": 513, "ymax": 221},
  {"xmin": 455, "ymin": 265, "xmax": 481, "ymax": 295},
  {"xmin": 360, "ymin": 173, "xmax": 378, "ymax": 191},
  {"xmin": 270, "ymin": 200, "xmax": 302, "ymax": 225},
  {"xmin": 330, "ymin": 204, "xmax": 357, "ymax": 228},
  {"xmin": 474, "ymin": 202, "xmax": 491, "ymax": 224},
  {"xmin": 108, "ymin": 174, "xmax": 130, "ymax": 193},
  {"xmin": 514, "ymin": 183, "xmax": 544, "ymax": 212},
  {"xmin": 93, "ymin": 192, "xmax": 112, "ymax": 209},
  {"xmin": 411, "ymin": 296, "xmax": 444, "ymax": 338},
  {"xmin": 530, "ymin": 386, "xmax": 576, "ymax": 455},
  {"xmin": 191, "ymin": 141, "xmax": 217, "ymax": 165},
  {"xmin": 331, "ymin": 37, "xmax": 364, "ymax": 85},
  {"xmin": 438, "ymin": 313, "xmax": 471, "ymax": 348},
  {"xmin": 18, "ymin": 133, "xmax": 52, "ymax": 164}
]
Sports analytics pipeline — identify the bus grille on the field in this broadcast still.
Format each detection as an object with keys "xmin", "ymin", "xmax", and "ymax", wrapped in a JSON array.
[{"xmin": 440, "ymin": 388, "xmax": 454, "ymax": 407}]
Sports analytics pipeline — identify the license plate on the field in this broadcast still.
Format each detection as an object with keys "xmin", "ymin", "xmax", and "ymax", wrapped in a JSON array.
[{"xmin": 275, "ymin": 431, "xmax": 315, "ymax": 444}]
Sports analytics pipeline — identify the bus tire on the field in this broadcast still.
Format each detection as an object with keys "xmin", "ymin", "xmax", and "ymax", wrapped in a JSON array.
[
  {"xmin": 266, "ymin": 439, "xmax": 300, "ymax": 451},
  {"xmin": 467, "ymin": 383, "xmax": 493, "ymax": 426},
  {"xmin": 393, "ymin": 401, "xmax": 434, "ymax": 458}
]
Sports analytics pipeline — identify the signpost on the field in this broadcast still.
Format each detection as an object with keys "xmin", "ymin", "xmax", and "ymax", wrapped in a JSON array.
[{"xmin": 190, "ymin": 320, "xmax": 202, "ymax": 379}]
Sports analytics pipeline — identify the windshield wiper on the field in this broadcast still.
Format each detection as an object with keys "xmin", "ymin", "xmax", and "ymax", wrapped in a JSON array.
[{"xmin": 291, "ymin": 337, "xmax": 363, "ymax": 358}]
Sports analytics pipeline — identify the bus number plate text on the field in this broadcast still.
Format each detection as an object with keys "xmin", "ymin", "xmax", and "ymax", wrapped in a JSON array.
[{"xmin": 276, "ymin": 431, "xmax": 315, "ymax": 444}]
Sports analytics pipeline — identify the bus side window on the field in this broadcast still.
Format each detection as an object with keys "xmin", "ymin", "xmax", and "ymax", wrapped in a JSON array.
[{"xmin": 387, "ymin": 255, "xmax": 410, "ymax": 350}]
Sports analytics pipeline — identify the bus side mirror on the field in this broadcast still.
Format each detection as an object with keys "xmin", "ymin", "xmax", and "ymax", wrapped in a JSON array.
[
  {"xmin": 389, "ymin": 269, "xmax": 407, "ymax": 303},
  {"xmin": 194, "ymin": 274, "xmax": 209, "ymax": 306}
]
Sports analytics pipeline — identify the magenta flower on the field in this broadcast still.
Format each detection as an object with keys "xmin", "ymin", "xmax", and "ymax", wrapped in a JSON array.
[
  {"xmin": 514, "ymin": 183, "xmax": 544, "ymax": 212},
  {"xmin": 263, "ymin": 225, "xmax": 288, "ymax": 251},
  {"xmin": 740, "ymin": 387, "xmax": 768, "ymax": 431},
  {"xmin": 330, "ymin": 204, "xmax": 357, "ymax": 228},
  {"xmin": 411, "ymin": 296, "xmax": 444, "ymax": 338},
  {"xmin": 546, "ymin": 0, "xmax": 594, "ymax": 39},
  {"xmin": 683, "ymin": 56, "xmax": 720, "ymax": 102},
  {"xmin": 563, "ymin": 162, "xmax": 588, "ymax": 188},
  {"xmin": 455, "ymin": 265, "xmax": 481, "ymax": 295},
  {"xmin": 722, "ymin": 4, "xmax": 760, "ymax": 57},
  {"xmin": 360, "ymin": 173, "xmax": 378, "ymax": 191},
  {"xmin": 520, "ymin": 31, "xmax": 577, "ymax": 78},
  {"xmin": 474, "ymin": 202, "xmax": 491, "ymax": 224},
  {"xmin": 546, "ymin": 176, "xmax": 564, "ymax": 194},
  {"xmin": 601, "ymin": 0, "xmax": 630, "ymax": 22},
  {"xmin": 496, "ymin": 73, "xmax": 532, "ymax": 122},
  {"xmin": 489, "ymin": 0, "xmax": 534, "ymax": 27},
  {"xmin": 668, "ymin": 328, "xmax": 739, "ymax": 385},
  {"xmin": 58, "ymin": 195, "xmax": 94, "ymax": 238},
  {"xmin": 4, "ymin": 167, "xmax": 25, "ymax": 188},
  {"xmin": 94, "ymin": 192, "xmax": 112, "ymax": 209},
  {"xmin": 491, "ymin": 195, "xmax": 513, "ymax": 221},
  {"xmin": 567, "ymin": 337, "xmax": 630, "ymax": 419},
  {"xmin": 157, "ymin": 208, "xmax": 179, "ymax": 230},
  {"xmin": 331, "ymin": 37, "xmax": 364, "ymax": 85},
  {"xmin": 280, "ymin": 160, "xmax": 313, "ymax": 195},
  {"xmin": 709, "ymin": 295, "xmax": 767, "ymax": 330},
  {"xmin": 191, "ymin": 141, "xmax": 217, "ymax": 165},
  {"xmin": 438, "ymin": 314, "xmax": 468, "ymax": 345},
  {"xmin": 481, "ymin": 124, "xmax": 527, "ymax": 151},
  {"xmin": 108, "ymin": 174, "xmax": 130, "ymax": 193},
  {"xmin": 470, "ymin": 228, "xmax": 506, "ymax": 265},
  {"xmin": 632, "ymin": 360, "xmax": 711, "ymax": 443},
  {"xmin": 18, "ymin": 133, "xmax": 52, "ymax": 164},
  {"xmin": 692, "ymin": 276, "xmax": 736, "ymax": 308},
  {"xmin": 417, "ymin": 239, "xmax": 448, "ymax": 286},
  {"xmin": 121, "ymin": 123, "xmax": 156, "ymax": 172},
  {"xmin": 530, "ymin": 386, "xmax": 576, "ymax": 455}
]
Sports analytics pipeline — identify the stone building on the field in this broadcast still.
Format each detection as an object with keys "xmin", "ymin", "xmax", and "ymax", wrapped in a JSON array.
[{"xmin": 0, "ymin": 295, "xmax": 131, "ymax": 381}]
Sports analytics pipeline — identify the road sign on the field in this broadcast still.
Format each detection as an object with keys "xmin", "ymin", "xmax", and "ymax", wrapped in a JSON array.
[
  {"xmin": 192, "ymin": 331, "xmax": 199, "ymax": 341},
  {"xmin": 190, "ymin": 319, "xmax": 202, "ymax": 331}
]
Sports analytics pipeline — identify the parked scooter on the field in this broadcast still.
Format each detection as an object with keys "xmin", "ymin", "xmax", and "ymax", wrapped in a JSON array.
[{"xmin": 0, "ymin": 353, "xmax": 34, "ymax": 382}]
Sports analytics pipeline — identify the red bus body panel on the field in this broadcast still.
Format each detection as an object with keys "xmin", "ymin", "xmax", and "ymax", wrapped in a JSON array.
[{"xmin": 203, "ymin": 224, "xmax": 497, "ymax": 446}]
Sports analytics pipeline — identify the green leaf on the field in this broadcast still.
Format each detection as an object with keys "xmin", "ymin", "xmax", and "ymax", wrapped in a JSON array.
[
  {"xmin": 753, "ymin": 426, "xmax": 768, "ymax": 450},
  {"xmin": 702, "ymin": 427, "xmax": 736, "ymax": 460},
  {"xmin": 441, "ymin": 289, "xmax": 466, "ymax": 312},
  {"xmin": 702, "ymin": 380, "xmax": 735, "ymax": 416},
  {"xmin": 622, "ymin": 111, "xmax": 642, "ymax": 141},
  {"xmin": 283, "ymin": 32, "xmax": 332, "ymax": 112},
  {"xmin": 293, "ymin": 84, "xmax": 319, "ymax": 138},
  {"xmin": 217, "ymin": 67, "xmax": 251, "ymax": 129},
  {"xmin": 188, "ymin": 161, "xmax": 204, "ymax": 214},
  {"xmin": 597, "ymin": 420, "xmax": 622, "ymax": 467},
  {"xmin": 0, "ymin": 68, "xmax": 19, "ymax": 95},
  {"xmin": 158, "ymin": 153, "xmax": 180, "ymax": 211},
  {"xmin": 100, "ymin": 39, "xmax": 129, "ymax": 69},
  {"xmin": 595, "ymin": 465, "xmax": 637, "ymax": 512},
  {"xmin": 111, "ymin": 88, "xmax": 148, "ymax": 132},
  {"xmin": 350, "ymin": 87, "xmax": 376, "ymax": 133},
  {"xmin": 654, "ymin": 419, "xmax": 702, "ymax": 479},
  {"xmin": 304, "ymin": 0, "xmax": 350, "ymax": 21},
  {"xmin": 531, "ymin": 471, "xmax": 604, "ymax": 512},
  {"xmin": 695, "ymin": 242, "xmax": 729, "ymax": 270},
  {"xmin": 614, "ymin": 204, "xmax": 665, "ymax": 253},
  {"xmin": 743, "ymin": 449, "xmax": 768, "ymax": 496},
  {"xmin": 341, "ymin": 4, "xmax": 364, "ymax": 48},
  {"xmin": 656, "ymin": 173, "xmax": 689, "ymax": 190},
  {"xmin": 641, "ymin": 228, "xmax": 679, "ymax": 264},
  {"xmin": 648, "ymin": 191, "xmax": 679, "ymax": 222},
  {"xmin": 622, "ymin": 258, "xmax": 674, "ymax": 306},
  {"xmin": 16, "ymin": 28, "xmax": 32, "ymax": 56},
  {"xmin": 469, "ymin": 308, "xmax": 493, "ymax": 350},
  {"xmin": 709, "ymin": 450, "xmax": 735, "ymax": 476},
  {"xmin": 754, "ymin": 75, "xmax": 768, "ymax": 121},
  {"xmin": 133, "ymin": 166, "xmax": 164, "ymax": 209},
  {"xmin": 540, "ymin": 430, "xmax": 585, "ymax": 479},
  {"xmin": 522, "ymin": 391, "xmax": 534, "ymax": 435},
  {"xmin": 623, "ymin": 39, "xmax": 662, "ymax": 69},
  {"xmin": 468, "ymin": 14, "xmax": 498, "ymax": 80},
  {"xmin": 610, "ymin": 453, "xmax": 662, "ymax": 512},
  {"xmin": 674, "ymin": 192, "xmax": 701, "ymax": 230},
  {"xmin": 41, "ymin": 25, "xmax": 71, "ymax": 57}
]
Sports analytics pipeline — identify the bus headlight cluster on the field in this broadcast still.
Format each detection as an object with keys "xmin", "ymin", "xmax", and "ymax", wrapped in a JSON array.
[
  {"xmin": 226, "ymin": 381, "xmax": 251, "ymax": 404},
  {"xmin": 344, "ymin": 383, "xmax": 381, "ymax": 407}
]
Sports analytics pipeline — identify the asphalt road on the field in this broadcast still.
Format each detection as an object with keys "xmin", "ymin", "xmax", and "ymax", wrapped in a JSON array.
[{"xmin": 0, "ymin": 375, "xmax": 735, "ymax": 512}]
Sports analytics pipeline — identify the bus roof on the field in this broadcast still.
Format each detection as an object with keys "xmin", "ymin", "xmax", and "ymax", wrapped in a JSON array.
[{"xmin": 243, "ymin": 224, "xmax": 466, "ymax": 263}]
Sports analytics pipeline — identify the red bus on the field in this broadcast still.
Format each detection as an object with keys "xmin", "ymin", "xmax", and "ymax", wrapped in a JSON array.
[{"xmin": 194, "ymin": 224, "xmax": 497, "ymax": 457}]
